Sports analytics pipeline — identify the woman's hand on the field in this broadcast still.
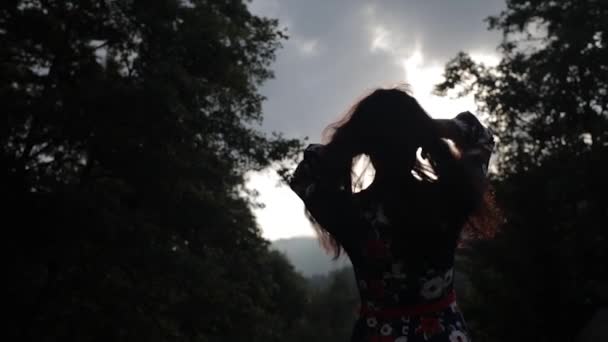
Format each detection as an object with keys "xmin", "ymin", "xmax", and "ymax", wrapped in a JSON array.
[{"xmin": 433, "ymin": 118, "xmax": 466, "ymax": 148}]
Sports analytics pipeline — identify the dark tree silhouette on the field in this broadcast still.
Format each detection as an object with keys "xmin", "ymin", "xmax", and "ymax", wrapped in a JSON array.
[
  {"xmin": 3, "ymin": 1, "xmax": 304, "ymax": 341},
  {"xmin": 291, "ymin": 267, "xmax": 360, "ymax": 342},
  {"xmin": 436, "ymin": 0, "xmax": 608, "ymax": 341}
]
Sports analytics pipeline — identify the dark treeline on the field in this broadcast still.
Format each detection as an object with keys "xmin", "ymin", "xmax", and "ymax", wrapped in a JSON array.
[
  {"xmin": 435, "ymin": 0, "xmax": 608, "ymax": 341},
  {"xmin": 3, "ymin": 0, "xmax": 608, "ymax": 342},
  {"xmin": 4, "ymin": 1, "xmax": 305, "ymax": 341}
]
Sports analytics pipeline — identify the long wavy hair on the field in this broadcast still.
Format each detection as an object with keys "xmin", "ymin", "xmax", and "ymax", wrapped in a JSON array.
[{"xmin": 307, "ymin": 86, "xmax": 502, "ymax": 257}]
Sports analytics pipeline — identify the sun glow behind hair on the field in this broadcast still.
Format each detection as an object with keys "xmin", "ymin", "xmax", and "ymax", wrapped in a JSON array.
[{"xmin": 351, "ymin": 154, "xmax": 375, "ymax": 193}]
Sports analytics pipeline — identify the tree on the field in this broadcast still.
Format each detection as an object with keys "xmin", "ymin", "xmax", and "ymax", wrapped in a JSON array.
[
  {"xmin": 291, "ymin": 267, "xmax": 360, "ymax": 342},
  {"xmin": 436, "ymin": 1, "xmax": 608, "ymax": 341},
  {"xmin": 3, "ymin": 1, "xmax": 303, "ymax": 341}
]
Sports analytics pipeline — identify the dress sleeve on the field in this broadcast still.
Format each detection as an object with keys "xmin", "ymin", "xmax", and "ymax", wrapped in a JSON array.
[
  {"xmin": 452, "ymin": 111, "xmax": 495, "ymax": 178},
  {"xmin": 430, "ymin": 112, "xmax": 495, "ymax": 214},
  {"xmin": 289, "ymin": 144, "xmax": 356, "ymax": 239}
]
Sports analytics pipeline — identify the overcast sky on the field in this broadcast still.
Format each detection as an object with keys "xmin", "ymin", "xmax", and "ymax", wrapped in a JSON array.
[{"xmin": 245, "ymin": 0, "xmax": 506, "ymax": 241}]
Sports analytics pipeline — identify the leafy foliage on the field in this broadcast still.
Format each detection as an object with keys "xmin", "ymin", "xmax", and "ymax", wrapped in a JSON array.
[
  {"xmin": 3, "ymin": 1, "xmax": 304, "ymax": 341},
  {"xmin": 436, "ymin": 1, "xmax": 608, "ymax": 341},
  {"xmin": 292, "ymin": 267, "xmax": 360, "ymax": 342},
  {"xmin": 436, "ymin": 0, "xmax": 608, "ymax": 174}
]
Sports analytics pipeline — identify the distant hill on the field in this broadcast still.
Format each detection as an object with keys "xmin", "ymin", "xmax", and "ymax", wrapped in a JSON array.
[{"xmin": 271, "ymin": 236, "xmax": 351, "ymax": 277}]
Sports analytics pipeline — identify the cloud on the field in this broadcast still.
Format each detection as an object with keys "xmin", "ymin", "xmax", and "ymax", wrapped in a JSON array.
[
  {"xmin": 245, "ymin": 167, "xmax": 316, "ymax": 240},
  {"xmin": 293, "ymin": 37, "xmax": 320, "ymax": 57},
  {"xmin": 370, "ymin": 26, "xmax": 393, "ymax": 53},
  {"xmin": 249, "ymin": 0, "xmax": 504, "ymax": 136}
]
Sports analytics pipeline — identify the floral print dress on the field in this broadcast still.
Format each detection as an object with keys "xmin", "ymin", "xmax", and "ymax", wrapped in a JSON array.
[{"xmin": 289, "ymin": 112, "xmax": 495, "ymax": 342}]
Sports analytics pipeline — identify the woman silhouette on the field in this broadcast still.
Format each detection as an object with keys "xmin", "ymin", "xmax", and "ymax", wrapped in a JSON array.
[{"xmin": 289, "ymin": 87, "xmax": 497, "ymax": 342}]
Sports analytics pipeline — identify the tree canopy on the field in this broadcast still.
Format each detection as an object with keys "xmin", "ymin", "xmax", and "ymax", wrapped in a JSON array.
[
  {"xmin": 436, "ymin": 1, "xmax": 608, "ymax": 340},
  {"xmin": 3, "ymin": 1, "xmax": 304, "ymax": 341}
]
